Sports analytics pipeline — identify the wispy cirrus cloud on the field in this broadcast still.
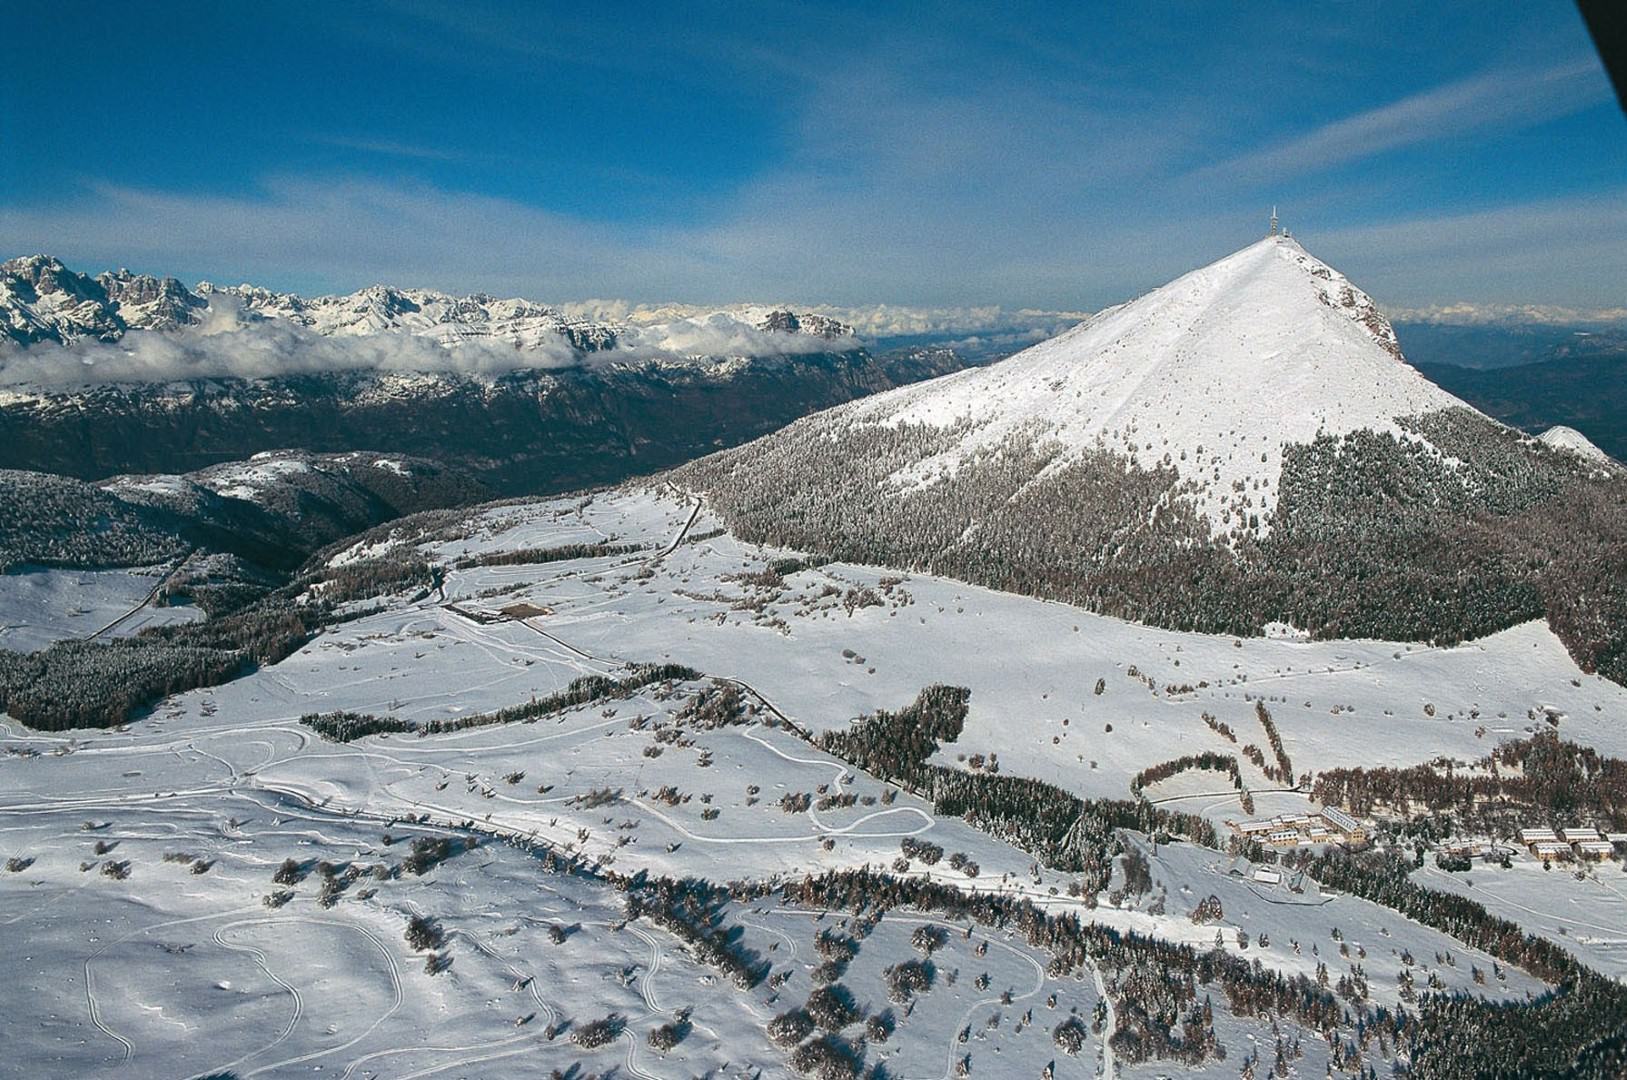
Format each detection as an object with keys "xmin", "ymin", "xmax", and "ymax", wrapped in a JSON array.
[
  {"xmin": 1194, "ymin": 59, "xmax": 1610, "ymax": 184},
  {"xmin": 1311, "ymin": 188, "xmax": 1627, "ymax": 308},
  {"xmin": 308, "ymin": 134, "xmax": 468, "ymax": 162}
]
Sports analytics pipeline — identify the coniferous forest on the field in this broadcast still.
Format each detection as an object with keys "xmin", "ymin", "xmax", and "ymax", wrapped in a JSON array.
[{"xmin": 674, "ymin": 406, "xmax": 1627, "ymax": 683}]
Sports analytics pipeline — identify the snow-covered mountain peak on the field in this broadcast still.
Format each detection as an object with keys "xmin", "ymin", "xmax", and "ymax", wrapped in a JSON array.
[{"xmin": 835, "ymin": 235, "xmax": 1467, "ymax": 531}]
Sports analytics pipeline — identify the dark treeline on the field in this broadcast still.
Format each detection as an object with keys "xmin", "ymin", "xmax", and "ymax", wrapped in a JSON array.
[
  {"xmin": 0, "ymin": 485, "xmax": 560, "ymax": 731},
  {"xmin": 816, "ymin": 684, "xmax": 969, "ymax": 785},
  {"xmin": 782, "ymin": 868, "xmax": 1340, "ymax": 1070},
  {"xmin": 1, "ymin": 546, "xmax": 442, "ymax": 730},
  {"xmin": 782, "ymin": 858, "xmax": 1627, "ymax": 1077},
  {"xmin": 301, "ymin": 663, "xmax": 700, "ymax": 742},
  {"xmin": 931, "ymin": 771, "xmax": 1219, "ymax": 891},
  {"xmin": 450, "ymin": 541, "xmax": 644, "ymax": 570},
  {"xmin": 0, "ymin": 640, "xmax": 248, "ymax": 729},
  {"xmin": 0, "ymin": 469, "xmax": 186, "ymax": 572},
  {"xmin": 624, "ymin": 876, "xmax": 770, "ymax": 991},
  {"xmin": 812, "ymin": 686, "xmax": 1218, "ymax": 893},
  {"xmin": 1130, "ymin": 752, "xmax": 1242, "ymax": 795},
  {"xmin": 1254, "ymin": 701, "xmax": 1294, "ymax": 784},
  {"xmin": 1313, "ymin": 732, "xmax": 1627, "ymax": 833}
]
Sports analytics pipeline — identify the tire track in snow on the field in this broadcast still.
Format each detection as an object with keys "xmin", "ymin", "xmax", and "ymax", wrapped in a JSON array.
[{"xmin": 211, "ymin": 920, "xmax": 305, "ymax": 1071}]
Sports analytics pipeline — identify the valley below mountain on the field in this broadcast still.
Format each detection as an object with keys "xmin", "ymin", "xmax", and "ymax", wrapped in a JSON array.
[
  {"xmin": 1416, "ymin": 351, "xmax": 1627, "ymax": 464},
  {"xmin": 0, "ymin": 346, "xmax": 965, "ymax": 494}
]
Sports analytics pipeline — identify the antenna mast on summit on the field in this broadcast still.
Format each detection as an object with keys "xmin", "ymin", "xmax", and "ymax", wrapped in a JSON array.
[{"xmin": 1269, "ymin": 206, "xmax": 1279, "ymax": 237}]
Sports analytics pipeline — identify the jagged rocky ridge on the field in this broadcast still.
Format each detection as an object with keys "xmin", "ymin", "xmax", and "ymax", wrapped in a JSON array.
[
  {"xmin": 1, "ymin": 253, "xmax": 852, "ymax": 352},
  {"xmin": 0, "ymin": 255, "xmax": 208, "ymax": 346},
  {"xmin": 673, "ymin": 237, "xmax": 1627, "ymax": 681}
]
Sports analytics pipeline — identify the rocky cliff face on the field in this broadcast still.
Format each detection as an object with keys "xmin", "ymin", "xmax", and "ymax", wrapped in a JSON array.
[{"xmin": 0, "ymin": 256, "xmax": 213, "ymax": 346}]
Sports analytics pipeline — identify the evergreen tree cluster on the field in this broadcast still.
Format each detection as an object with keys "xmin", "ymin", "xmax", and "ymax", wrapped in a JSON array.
[
  {"xmin": 0, "ymin": 638, "xmax": 248, "ymax": 730},
  {"xmin": 674, "ymin": 679, "xmax": 748, "ymax": 728},
  {"xmin": 1312, "ymin": 731, "xmax": 1627, "ymax": 833},
  {"xmin": 781, "ymin": 868, "xmax": 1344, "ymax": 1068},
  {"xmin": 1253, "ymin": 702, "xmax": 1294, "ymax": 784},
  {"xmin": 301, "ymin": 664, "xmax": 699, "ymax": 741},
  {"xmin": 816, "ymin": 684, "xmax": 970, "ymax": 785},
  {"xmin": 450, "ymin": 541, "xmax": 644, "ymax": 570},
  {"xmin": 623, "ymin": 877, "xmax": 769, "ymax": 990},
  {"xmin": 2, "ymin": 547, "xmax": 440, "ymax": 730},
  {"xmin": 1306, "ymin": 847, "xmax": 1627, "ymax": 1078},
  {"xmin": 1130, "ymin": 753, "xmax": 1242, "ymax": 795},
  {"xmin": 0, "ymin": 469, "xmax": 186, "ymax": 572},
  {"xmin": 814, "ymin": 686, "xmax": 1218, "ymax": 891}
]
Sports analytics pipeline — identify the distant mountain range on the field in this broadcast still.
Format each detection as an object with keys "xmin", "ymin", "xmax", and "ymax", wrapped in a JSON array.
[
  {"xmin": 0, "ymin": 255, "xmax": 211, "ymax": 345},
  {"xmin": 0, "ymin": 255, "xmax": 969, "ymax": 494},
  {"xmin": 0, "ymin": 253, "xmax": 855, "ymax": 354},
  {"xmin": 1393, "ymin": 320, "xmax": 1627, "ymax": 370}
]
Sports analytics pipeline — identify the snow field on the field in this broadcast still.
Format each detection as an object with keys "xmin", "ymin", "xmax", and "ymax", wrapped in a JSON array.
[{"xmin": 3, "ymin": 484, "xmax": 1623, "ymax": 1077}]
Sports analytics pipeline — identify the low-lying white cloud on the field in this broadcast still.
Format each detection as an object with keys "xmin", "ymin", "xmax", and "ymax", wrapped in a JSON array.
[
  {"xmin": 0, "ymin": 313, "xmax": 575, "ymax": 387},
  {"xmin": 1388, "ymin": 302, "xmax": 1627, "ymax": 327},
  {"xmin": 0, "ymin": 300, "xmax": 864, "ymax": 387},
  {"xmin": 616, "ymin": 314, "xmax": 857, "ymax": 358},
  {"xmin": 561, "ymin": 298, "xmax": 1088, "ymax": 341}
]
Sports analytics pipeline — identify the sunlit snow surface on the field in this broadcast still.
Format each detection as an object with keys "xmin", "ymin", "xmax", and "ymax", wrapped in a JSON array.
[
  {"xmin": 835, "ymin": 237, "xmax": 1463, "ymax": 530},
  {"xmin": 0, "ymin": 565, "xmax": 200, "ymax": 652},
  {"xmin": 4, "ymin": 486, "xmax": 1622, "ymax": 1076}
]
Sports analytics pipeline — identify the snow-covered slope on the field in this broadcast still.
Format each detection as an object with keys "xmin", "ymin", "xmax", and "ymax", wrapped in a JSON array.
[
  {"xmin": 1540, "ymin": 424, "xmax": 1616, "ymax": 467},
  {"xmin": 840, "ymin": 236, "xmax": 1464, "ymax": 527},
  {"xmin": 676, "ymin": 236, "xmax": 1626, "ymax": 665}
]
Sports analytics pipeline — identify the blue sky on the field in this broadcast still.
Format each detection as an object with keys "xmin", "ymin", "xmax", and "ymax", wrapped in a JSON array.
[{"xmin": 2, "ymin": 1, "xmax": 1623, "ymax": 313}]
